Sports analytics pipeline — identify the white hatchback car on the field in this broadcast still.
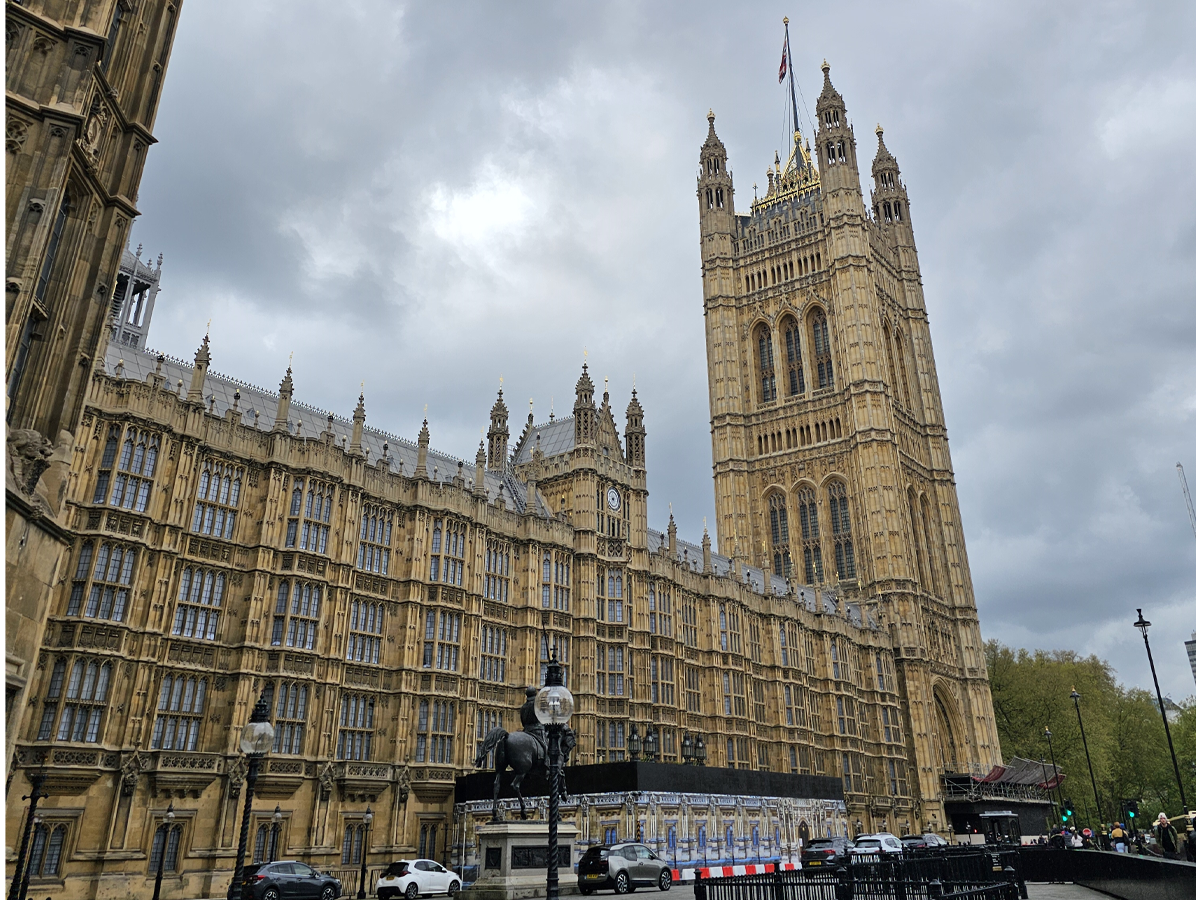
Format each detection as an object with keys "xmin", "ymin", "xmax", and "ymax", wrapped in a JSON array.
[
  {"xmin": 376, "ymin": 859, "xmax": 461, "ymax": 900},
  {"xmin": 850, "ymin": 833, "xmax": 905, "ymax": 857}
]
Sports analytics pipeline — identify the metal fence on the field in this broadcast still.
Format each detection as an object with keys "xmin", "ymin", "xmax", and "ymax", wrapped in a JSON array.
[{"xmin": 693, "ymin": 850, "xmax": 1024, "ymax": 900}]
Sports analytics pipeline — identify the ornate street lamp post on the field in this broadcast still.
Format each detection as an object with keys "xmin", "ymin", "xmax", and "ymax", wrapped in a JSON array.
[
  {"xmin": 1134, "ymin": 609, "xmax": 1188, "ymax": 813},
  {"xmin": 356, "ymin": 806, "xmax": 374, "ymax": 899},
  {"xmin": 682, "ymin": 733, "xmax": 694, "ymax": 764},
  {"xmin": 535, "ymin": 654, "xmax": 574, "ymax": 900},
  {"xmin": 1070, "ymin": 688, "xmax": 1104, "ymax": 827},
  {"xmin": 8, "ymin": 770, "xmax": 47, "ymax": 900},
  {"xmin": 695, "ymin": 736, "xmax": 707, "ymax": 766},
  {"xmin": 1043, "ymin": 727, "xmax": 1064, "ymax": 822},
  {"xmin": 628, "ymin": 725, "xmax": 642, "ymax": 762},
  {"xmin": 151, "ymin": 803, "xmax": 176, "ymax": 900},
  {"xmin": 644, "ymin": 729, "xmax": 659, "ymax": 762},
  {"xmin": 228, "ymin": 690, "xmax": 275, "ymax": 900}
]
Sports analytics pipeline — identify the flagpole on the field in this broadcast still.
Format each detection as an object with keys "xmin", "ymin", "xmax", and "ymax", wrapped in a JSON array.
[{"xmin": 783, "ymin": 17, "xmax": 802, "ymax": 167}]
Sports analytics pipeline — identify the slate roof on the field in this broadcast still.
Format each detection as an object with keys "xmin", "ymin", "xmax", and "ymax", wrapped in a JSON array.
[{"xmin": 512, "ymin": 416, "xmax": 576, "ymax": 465}]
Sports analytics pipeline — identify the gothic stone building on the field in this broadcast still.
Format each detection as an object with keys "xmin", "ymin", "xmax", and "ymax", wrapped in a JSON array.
[{"xmin": 5, "ymin": 62, "xmax": 1000, "ymax": 898}]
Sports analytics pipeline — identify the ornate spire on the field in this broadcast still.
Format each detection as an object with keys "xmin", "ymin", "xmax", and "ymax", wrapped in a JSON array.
[
  {"xmin": 624, "ymin": 388, "xmax": 645, "ymax": 468},
  {"xmin": 487, "ymin": 387, "xmax": 510, "ymax": 471},
  {"xmin": 474, "ymin": 441, "xmax": 487, "ymax": 496},
  {"xmin": 574, "ymin": 362, "xmax": 596, "ymax": 447},
  {"xmin": 667, "ymin": 511, "xmax": 677, "ymax": 558},
  {"xmin": 186, "ymin": 334, "xmax": 210, "ymax": 403},
  {"xmin": 702, "ymin": 525, "xmax": 713, "ymax": 574},
  {"xmin": 349, "ymin": 390, "xmax": 366, "ymax": 457},
  {"xmin": 415, "ymin": 418, "xmax": 430, "ymax": 479},
  {"xmin": 272, "ymin": 365, "xmax": 293, "ymax": 434}
]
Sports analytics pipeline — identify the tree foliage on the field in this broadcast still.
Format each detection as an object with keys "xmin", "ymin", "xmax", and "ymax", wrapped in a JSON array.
[{"xmin": 986, "ymin": 640, "xmax": 1195, "ymax": 830}]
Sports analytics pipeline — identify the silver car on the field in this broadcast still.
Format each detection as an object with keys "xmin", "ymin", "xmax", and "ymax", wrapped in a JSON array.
[{"xmin": 577, "ymin": 843, "xmax": 673, "ymax": 894}]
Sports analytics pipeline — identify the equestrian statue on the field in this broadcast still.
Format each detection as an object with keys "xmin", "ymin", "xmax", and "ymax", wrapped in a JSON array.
[{"xmin": 473, "ymin": 686, "xmax": 576, "ymax": 821}]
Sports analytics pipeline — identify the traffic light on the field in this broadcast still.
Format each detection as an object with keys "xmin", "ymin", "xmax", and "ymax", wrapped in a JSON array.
[
  {"xmin": 1124, "ymin": 799, "xmax": 1138, "ymax": 821},
  {"xmin": 1064, "ymin": 798, "xmax": 1075, "ymax": 819}
]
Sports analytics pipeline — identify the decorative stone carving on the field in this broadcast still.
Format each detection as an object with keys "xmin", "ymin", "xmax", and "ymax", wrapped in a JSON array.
[
  {"xmin": 318, "ymin": 760, "xmax": 336, "ymax": 799},
  {"xmin": 81, "ymin": 94, "xmax": 109, "ymax": 165},
  {"xmin": 395, "ymin": 763, "xmax": 410, "ymax": 804},
  {"xmin": 8, "ymin": 428, "xmax": 54, "ymax": 499},
  {"xmin": 227, "ymin": 755, "xmax": 248, "ymax": 797},
  {"xmin": 120, "ymin": 749, "xmax": 148, "ymax": 796},
  {"xmin": 6, "ymin": 119, "xmax": 28, "ymax": 154}
]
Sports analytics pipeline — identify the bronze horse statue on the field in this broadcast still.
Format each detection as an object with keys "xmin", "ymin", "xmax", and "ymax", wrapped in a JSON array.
[{"xmin": 474, "ymin": 687, "xmax": 575, "ymax": 821}]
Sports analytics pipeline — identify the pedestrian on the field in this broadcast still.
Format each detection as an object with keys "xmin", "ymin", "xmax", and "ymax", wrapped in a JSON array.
[
  {"xmin": 1153, "ymin": 813, "xmax": 1180, "ymax": 860},
  {"xmin": 1110, "ymin": 821, "xmax": 1127, "ymax": 853}
]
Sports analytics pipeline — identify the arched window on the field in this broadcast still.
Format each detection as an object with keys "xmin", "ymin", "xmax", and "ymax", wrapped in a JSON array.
[
  {"xmin": 920, "ymin": 494, "xmax": 942, "ymax": 595},
  {"xmin": 27, "ymin": 823, "xmax": 67, "ymax": 878},
  {"xmin": 812, "ymin": 312, "xmax": 834, "ymax": 389},
  {"xmin": 271, "ymin": 580, "xmax": 321, "ymax": 650},
  {"xmin": 882, "ymin": 321, "xmax": 901, "ymax": 406},
  {"xmin": 337, "ymin": 693, "xmax": 376, "ymax": 760},
  {"xmin": 49, "ymin": 658, "xmax": 111, "ymax": 742},
  {"xmin": 797, "ymin": 487, "xmax": 823, "ymax": 584},
  {"xmin": 755, "ymin": 325, "xmax": 777, "ymax": 403},
  {"xmin": 151, "ymin": 822, "xmax": 184, "ymax": 872},
  {"xmin": 173, "ymin": 567, "xmax": 224, "ymax": 641},
  {"xmin": 894, "ymin": 330, "xmax": 913, "ymax": 407},
  {"xmin": 342, "ymin": 822, "xmax": 367, "ymax": 865},
  {"xmin": 782, "ymin": 316, "xmax": 805, "ymax": 396},
  {"xmin": 908, "ymin": 488, "xmax": 928, "ymax": 590},
  {"xmin": 768, "ymin": 493, "xmax": 792, "ymax": 579},
  {"xmin": 828, "ymin": 482, "xmax": 856, "ymax": 580},
  {"xmin": 151, "ymin": 673, "xmax": 208, "ymax": 750},
  {"xmin": 272, "ymin": 682, "xmax": 308, "ymax": 754}
]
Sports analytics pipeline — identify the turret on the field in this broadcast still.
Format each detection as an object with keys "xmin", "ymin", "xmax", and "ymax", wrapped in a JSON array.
[
  {"xmin": 272, "ymin": 366, "xmax": 293, "ymax": 434},
  {"xmin": 814, "ymin": 61, "xmax": 863, "ymax": 202},
  {"xmin": 870, "ymin": 125, "xmax": 917, "ymax": 250},
  {"xmin": 667, "ymin": 513, "xmax": 677, "ymax": 558},
  {"xmin": 487, "ymin": 388, "xmax": 509, "ymax": 471},
  {"xmin": 186, "ymin": 334, "xmax": 210, "ymax": 403},
  {"xmin": 698, "ymin": 110, "xmax": 736, "ymax": 265},
  {"xmin": 573, "ymin": 363, "xmax": 596, "ymax": 447},
  {"xmin": 474, "ymin": 442, "xmax": 487, "ymax": 496},
  {"xmin": 624, "ymin": 389, "xmax": 645, "ymax": 468},
  {"xmin": 349, "ymin": 391, "xmax": 366, "ymax": 457},
  {"xmin": 415, "ymin": 419, "xmax": 430, "ymax": 479},
  {"xmin": 702, "ymin": 526, "xmax": 713, "ymax": 574}
]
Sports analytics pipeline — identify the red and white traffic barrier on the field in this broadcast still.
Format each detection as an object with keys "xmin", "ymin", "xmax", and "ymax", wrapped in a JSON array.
[{"xmin": 672, "ymin": 862, "xmax": 800, "ymax": 883}]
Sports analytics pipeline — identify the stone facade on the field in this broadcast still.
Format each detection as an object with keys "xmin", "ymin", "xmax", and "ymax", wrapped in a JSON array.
[
  {"xmin": 3, "ymin": 44, "xmax": 1001, "ymax": 900},
  {"xmin": 699, "ymin": 63, "xmax": 1001, "ymax": 830}
]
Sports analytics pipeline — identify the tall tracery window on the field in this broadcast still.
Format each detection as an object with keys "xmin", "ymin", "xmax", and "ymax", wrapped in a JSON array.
[
  {"xmin": 543, "ymin": 551, "xmax": 570, "ymax": 611},
  {"xmin": 65, "ymin": 541, "xmax": 135, "ymax": 621},
  {"xmin": 430, "ymin": 518, "xmax": 465, "ymax": 585},
  {"xmin": 37, "ymin": 657, "xmax": 111, "ymax": 742},
  {"xmin": 812, "ymin": 311, "xmax": 834, "ymax": 389},
  {"xmin": 192, "ymin": 460, "xmax": 241, "ymax": 539},
  {"xmin": 783, "ymin": 316, "xmax": 805, "ymax": 396},
  {"xmin": 797, "ymin": 487, "xmax": 823, "ymax": 584},
  {"xmin": 883, "ymin": 322, "xmax": 902, "ymax": 407},
  {"xmin": 894, "ymin": 330, "xmax": 913, "ymax": 408},
  {"xmin": 485, "ymin": 540, "xmax": 511, "ymax": 602},
  {"xmin": 337, "ymin": 693, "xmax": 375, "ymax": 760},
  {"xmin": 416, "ymin": 699, "xmax": 455, "ymax": 764},
  {"xmin": 755, "ymin": 324, "xmax": 777, "ymax": 402},
  {"xmin": 172, "ymin": 567, "xmax": 224, "ymax": 641},
  {"xmin": 27, "ymin": 823, "xmax": 68, "ymax": 878},
  {"xmin": 346, "ymin": 599, "xmax": 383, "ymax": 664},
  {"xmin": 828, "ymin": 482, "xmax": 856, "ymax": 580},
  {"xmin": 648, "ymin": 583, "xmax": 672, "ymax": 637},
  {"xmin": 357, "ymin": 504, "xmax": 392, "ymax": 575},
  {"xmin": 151, "ymin": 673, "xmax": 208, "ymax": 750},
  {"xmin": 286, "ymin": 478, "xmax": 332, "ymax": 553},
  {"xmin": 920, "ymin": 494, "xmax": 942, "ymax": 595},
  {"xmin": 105, "ymin": 427, "xmax": 160, "ymax": 512},
  {"xmin": 769, "ymin": 492, "xmax": 792, "ymax": 578},
  {"xmin": 271, "ymin": 580, "xmax": 322, "ymax": 650},
  {"xmin": 342, "ymin": 823, "xmax": 367, "ymax": 865},
  {"xmin": 596, "ymin": 568, "xmax": 624, "ymax": 623},
  {"xmin": 908, "ymin": 488, "xmax": 928, "ymax": 590},
  {"xmin": 479, "ymin": 625, "xmax": 508, "ymax": 682},
  {"xmin": 271, "ymin": 682, "xmax": 308, "ymax": 754},
  {"xmin": 596, "ymin": 644, "xmax": 626, "ymax": 696},
  {"xmin": 423, "ymin": 610, "xmax": 461, "ymax": 670}
]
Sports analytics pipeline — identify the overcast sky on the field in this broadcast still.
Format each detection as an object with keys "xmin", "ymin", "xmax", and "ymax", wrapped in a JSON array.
[{"xmin": 133, "ymin": 1, "xmax": 1196, "ymax": 702}]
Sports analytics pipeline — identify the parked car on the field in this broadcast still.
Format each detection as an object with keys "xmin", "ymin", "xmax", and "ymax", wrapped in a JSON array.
[
  {"xmin": 240, "ymin": 861, "xmax": 342, "ymax": 900},
  {"xmin": 577, "ymin": 843, "xmax": 673, "ymax": 894},
  {"xmin": 900, "ymin": 833, "xmax": 949, "ymax": 851},
  {"xmin": 850, "ymin": 834, "xmax": 905, "ymax": 857},
  {"xmin": 376, "ymin": 859, "xmax": 461, "ymax": 900},
  {"xmin": 799, "ymin": 836, "xmax": 854, "ymax": 869}
]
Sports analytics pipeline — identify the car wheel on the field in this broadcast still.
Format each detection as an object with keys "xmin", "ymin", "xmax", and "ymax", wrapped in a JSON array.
[
  {"xmin": 658, "ymin": 868, "xmax": 672, "ymax": 891},
  {"xmin": 321, "ymin": 887, "xmax": 337, "ymax": 900},
  {"xmin": 615, "ymin": 871, "xmax": 631, "ymax": 894},
  {"xmin": 447, "ymin": 881, "xmax": 460, "ymax": 896},
  {"xmin": 406, "ymin": 883, "xmax": 420, "ymax": 900},
  {"xmin": 263, "ymin": 889, "xmax": 281, "ymax": 900}
]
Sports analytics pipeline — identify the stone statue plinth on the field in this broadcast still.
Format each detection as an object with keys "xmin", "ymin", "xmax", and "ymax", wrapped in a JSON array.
[{"xmin": 470, "ymin": 821, "xmax": 579, "ymax": 900}]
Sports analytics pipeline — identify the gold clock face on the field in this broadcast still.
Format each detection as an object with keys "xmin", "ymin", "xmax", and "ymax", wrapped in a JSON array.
[{"xmin": 606, "ymin": 487, "xmax": 621, "ymax": 511}]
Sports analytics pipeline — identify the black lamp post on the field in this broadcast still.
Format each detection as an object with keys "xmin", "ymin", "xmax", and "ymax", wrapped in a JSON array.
[
  {"xmin": 695, "ymin": 736, "xmax": 707, "ymax": 767},
  {"xmin": 356, "ymin": 806, "xmax": 374, "ymax": 899},
  {"xmin": 8, "ymin": 771, "xmax": 47, "ymax": 900},
  {"xmin": 151, "ymin": 802, "xmax": 176, "ymax": 900},
  {"xmin": 682, "ymin": 733, "xmax": 694, "ymax": 764},
  {"xmin": 535, "ymin": 654, "xmax": 574, "ymax": 900},
  {"xmin": 644, "ymin": 729, "xmax": 659, "ymax": 761},
  {"xmin": 628, "ymin": 725, "xmax": 641, "ymax": 761},
  {"xmin": 228, "ymin": 690, "xmax": 276, "ymax": 900},
  {"xmin": 1043, "ymin": 727, "xmax": 1064, "ymax": 822},
  {"xmin": 1069, "ymin": 688, "xmax": 1104, "ymax": 827},
  {"xmin": 1134, "ymin": 609, "xmax": 1189, "ymax": 813}
]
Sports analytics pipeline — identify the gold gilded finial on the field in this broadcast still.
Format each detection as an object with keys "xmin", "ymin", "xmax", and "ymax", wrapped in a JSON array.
[
  {"xmin": 288, "ymin": 350, "xmax": 293, "ymax": 365},
  {"xmin": 783, "ymin": 16, "xmax": 788, "ymax": 24},
  {"xmin": 583, "ymin": 346, "xmax": 588, "ymax": 361},
  {"xmin": 205, "ymin": 318, "xmax": 211, "ymax": 336},
  {"xmin": 499, "ymin": 375, "xmax": 504, "ymax": 387},
  {"xmin": 423, "ymin": 403, "xmax": 428, "ymax": 416}
]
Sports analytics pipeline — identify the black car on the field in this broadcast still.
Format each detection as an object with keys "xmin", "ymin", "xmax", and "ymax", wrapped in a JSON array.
[
  {"xmin": 799, "ymin": 836, "xmax": 853, "ymax": 870},
  {"xmin": 240, "ymin": 861, "xmax": 342, "ymax": 900}
]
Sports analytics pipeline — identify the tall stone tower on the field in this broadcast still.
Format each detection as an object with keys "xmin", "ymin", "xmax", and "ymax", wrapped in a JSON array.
[{"xmin": 699, "ymin": 62, "xmax": 1000, "ymax": 825}]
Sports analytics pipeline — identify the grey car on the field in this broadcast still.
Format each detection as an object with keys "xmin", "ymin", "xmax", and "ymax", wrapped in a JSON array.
[{"xmin": 577, "ymin": 843, "xmax": 673, "ymax": 894}]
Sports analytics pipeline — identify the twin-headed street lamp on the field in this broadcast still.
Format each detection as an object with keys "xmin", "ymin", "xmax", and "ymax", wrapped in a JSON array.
[
  {"xmin": 626, "ymin": 726, "xmax": 661, "ymax": 762},
  {"xmin": 228, "ymin": 690, "xmax": 276, "ymax": 900},
  {"xmin": 535, "ymin": 655, "xmax": 574, "ymax": 900},
  {"xmin": 680, "ymin": 733, "xmax": 707, "ymax": 766}
]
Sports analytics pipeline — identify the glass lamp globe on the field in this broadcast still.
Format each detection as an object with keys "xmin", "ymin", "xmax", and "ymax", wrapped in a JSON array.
[
  {"xmin": 240, "ymin": 717, "xmax": 276, "ymax": 755},
  {"xmin": 534, "ymin": 683, "xmax": 575, "ymax": 725},
  {"xmin": 364, "ymin": 806, "xmax": 374, "ymax": 826}
]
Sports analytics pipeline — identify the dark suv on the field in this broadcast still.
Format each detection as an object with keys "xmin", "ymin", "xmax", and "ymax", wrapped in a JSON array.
[
  {"xmin": 800, "ymin": 836, "xmax": 853, "ymax": 870},
  {"xmin": 240, "ymin": 861, "xmax": 342, "ymax": 900},
  {"xmin": 578, "ymin": 843, "xmax": 672, "ymax": 894}
]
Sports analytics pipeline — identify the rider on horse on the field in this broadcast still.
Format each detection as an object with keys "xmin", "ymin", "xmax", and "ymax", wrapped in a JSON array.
[{"xmin": 519, "ymin": 686, "xmax": 548, "ymax": 762}]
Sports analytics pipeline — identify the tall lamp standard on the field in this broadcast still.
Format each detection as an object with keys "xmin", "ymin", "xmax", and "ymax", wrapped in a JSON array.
[
  {"xmin": 151, "ymin": 803, "xmax": 176, "ymax": 900},
  {"xmin": 8, "ymin": 770, "xmax": 47, "ymax": 900},
  {"xmin": 1043, "ymin": 727, "xmax": 1064, "ymax": 820},
  {"xmin": 1134, "ymin": 609, "xmax": 1189, "ymax": 813},
  {"xmin": 356, "ymin": 807, "xmax": 374, "ymax": 900},
  {"xmin": 228, "ymin": 690, "xmax": 276, "ymax": 900},
  {"xmin": 535, "ymin": 654, "xmax": 574, "ymax": 900},
  {"xmin": 1069, "ymin": 688, "xmax": 1104, "ymax": 827}
]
